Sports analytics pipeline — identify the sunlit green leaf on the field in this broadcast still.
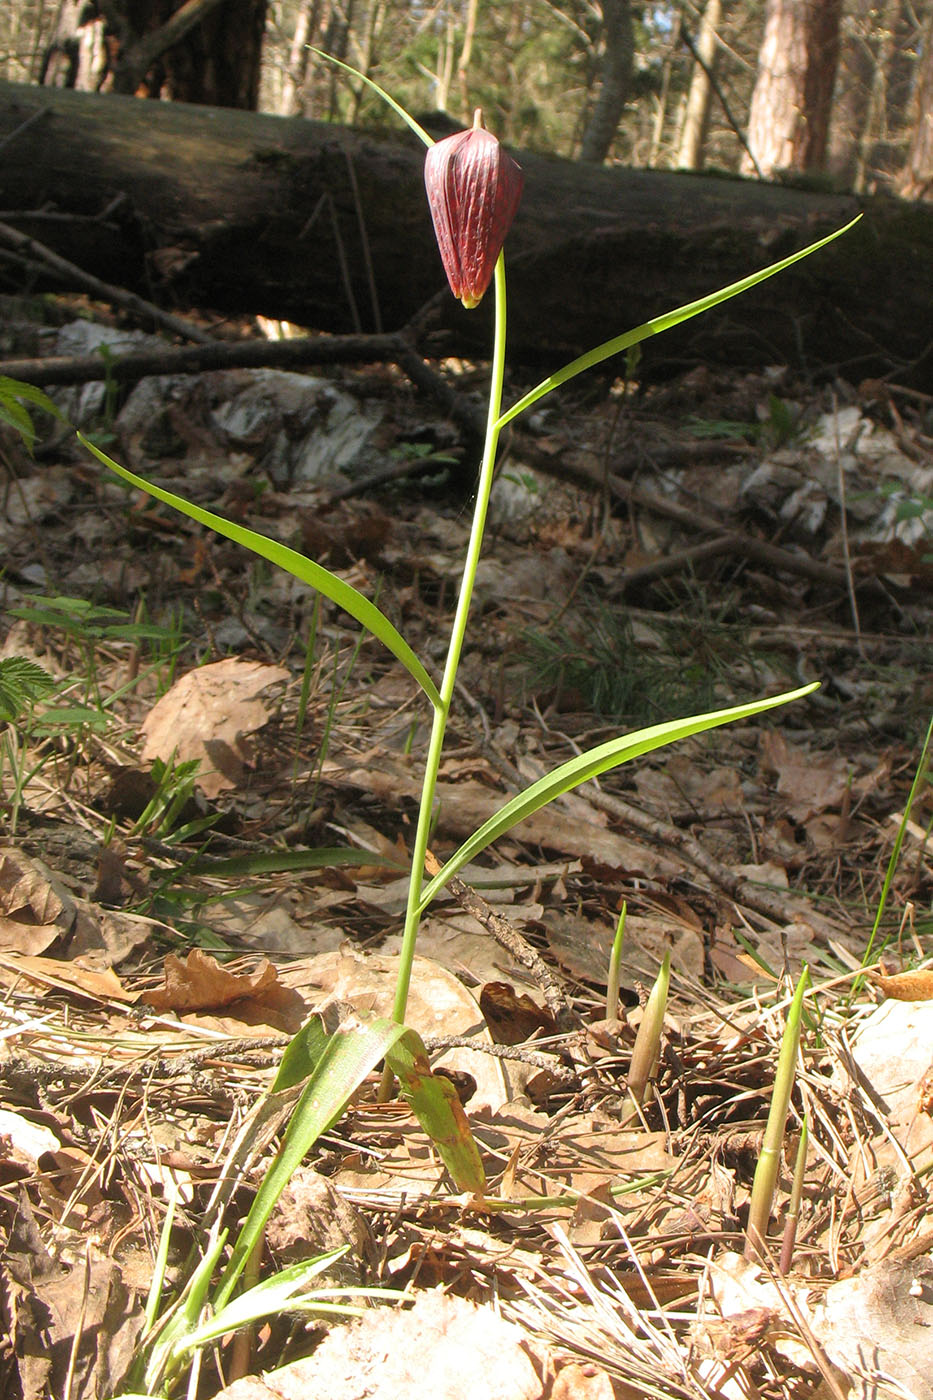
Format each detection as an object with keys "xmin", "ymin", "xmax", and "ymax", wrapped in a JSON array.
[
  {"xmin": 419, "ymin": 683, "xmax": 818, "ymax": 910},
  {"xmin": 385, "ymin": 1027, "xmax": 486, "ymax": 1193},
  {"xmin": 214, "ymin": 1011, "xmax": 405, "ymax": 1309},
  {"xmin": 78, "ymin": 434, "xmax": 442, "ymax": 709},
  {"xmin": 497, "ymin": 219, "xmax": 862, "ymax": 429}
]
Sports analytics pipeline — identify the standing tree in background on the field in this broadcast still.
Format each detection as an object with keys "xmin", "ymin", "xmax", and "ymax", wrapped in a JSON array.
[
  {"xmin": 896, "ymin": 3, "xmax": 933, "ymax": 197},
  {"xmin": 579, "ymin": 0, "xmax": 634, "ymax": 162},
  {"xmin": 742, "ymin": 0, "xmax": 843, "ymax": 177},
  {"xmin": 677, "ymin": 0, "xmax": 724, "ymax": 169},
  {"xmin": 277, "ymin": 0, "xmax": 320, "ymax": 116},
  {"xmin": 39, "ymin": 0, "xmax": 268, "ymax": 107},
  {"xmin": 826, "ymin": 0, "xmax": 914, "ymax": 190}
]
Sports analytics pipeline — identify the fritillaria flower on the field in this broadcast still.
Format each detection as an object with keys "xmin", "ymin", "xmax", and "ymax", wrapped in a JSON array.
[{"xmin": 424, "ymin": 111, "xmax": 524, "ymax": 309}]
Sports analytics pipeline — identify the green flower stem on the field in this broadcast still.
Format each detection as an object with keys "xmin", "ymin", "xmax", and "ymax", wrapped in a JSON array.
[{"xmin": 386, "ymin": 254, "xmax": 510, "ymax": 1050}]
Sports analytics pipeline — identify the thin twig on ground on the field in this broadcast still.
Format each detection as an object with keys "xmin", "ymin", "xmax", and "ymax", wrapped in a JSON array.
[
  {"xmin": 0, "ymin": 219, "xmax": 217, "ymax": 345},
  {"xmin": 423, "ymin": 849, "xmax": 578, "ymax": 1030}
]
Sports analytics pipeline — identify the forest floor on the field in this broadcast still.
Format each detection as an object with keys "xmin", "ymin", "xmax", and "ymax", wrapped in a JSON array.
[{"xmin": 0, "ymin": 294, "xmax": 931, "ymax": 1400}]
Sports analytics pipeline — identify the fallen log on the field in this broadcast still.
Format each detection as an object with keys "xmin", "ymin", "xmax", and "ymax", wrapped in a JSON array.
[{"xmin": 0, "ymin": 79, "xmax": 930, "ymax": 385}]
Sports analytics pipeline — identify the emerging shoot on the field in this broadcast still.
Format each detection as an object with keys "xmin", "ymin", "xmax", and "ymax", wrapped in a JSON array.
[{"xmin": 745, "ymin": 968, "xmax": 809, "ymax": 1260}]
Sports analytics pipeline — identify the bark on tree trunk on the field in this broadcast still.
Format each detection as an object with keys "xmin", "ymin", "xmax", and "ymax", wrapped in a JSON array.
[
  {"xmin": 40, "ymin": 0, "xmax": 268, "ymax": 107},
  {"xmin": 0, "ymin": 79, "xmax": 928, "ymax": 387},
  {"xmin": 677, "ymin": 0, "xmax": 722, "ymax": 170},
  {"xmin": 579, "ymin": 0, "xmax": 634, "ymax": 163},
  {"xmin": 278, "ymin": 0, "xmax": 319, "ymax": 116},
  {"xmin": 39, "ymin": 1, "xmax": 109, "ymax": 91},
  {"xmin": 896, "ymin": 6, "xmax": 933, "ymax": 199},
  {"xmin": 742, "ymin": 0, "xmax": 843, "ymax": 178}
]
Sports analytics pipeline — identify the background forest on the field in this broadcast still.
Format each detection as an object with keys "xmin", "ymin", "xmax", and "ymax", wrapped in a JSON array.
[{"xmin": 0, "ymin": 1, "xmax": 931, "ymax": 199}]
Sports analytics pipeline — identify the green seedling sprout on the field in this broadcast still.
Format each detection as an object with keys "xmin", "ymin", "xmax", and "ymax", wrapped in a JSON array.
[
  {"xmin": 745, "ymin": 967, "xmax": 809, "ymax": 1260},
  {"xmin": 780, "ymin": 1115, "xmax": 809, "ymax": 1275},
  {"xmin": 606, "ymin": 900, "xmax": 627, "ymax": 1019},
  {"xmin": 626, "ymin": 948, "xmax": 670, "ymax": 1115}
]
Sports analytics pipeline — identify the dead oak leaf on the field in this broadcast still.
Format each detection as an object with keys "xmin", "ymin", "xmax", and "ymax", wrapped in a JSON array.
[
  {"xmin": 871, "ymin": 967, "xmax": 933, "ymax": 1001},
  {"xmin": 141, "ymin": 657, "xmax": 289, "ymax": 798},
  {"xmin": 146, "ymin": 947, "xmax": 280, "ymax": 1013},
  {"xmin": 2, "ymin": 1225, "xmax": 143, "ymax": 1400},
  {"xmin": 0, "ymin": 847, "xmax": 75, "ymax": 955},
  {"xmin": 759, "ymin": 730, "xmax": 851, "ymax": 822}
]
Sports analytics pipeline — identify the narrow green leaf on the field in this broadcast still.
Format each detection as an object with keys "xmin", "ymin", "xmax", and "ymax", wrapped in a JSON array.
[
  {"xmin": 272, "ymin": 1011, "xmax": 333, "ymax": 1092},
  {"xmin": 419, "ymin": 684, "xmax": 818, "ymax": 911},
  {"xmin": 182, "ymin": 1250, "xmax": 348, "ymax": 1349},
  {"xmin": 78, "ymin": 434, "xmax": 441, "ymax": 709},
  {"xmin": 310, "ymin": 48, "xmax": 435, "ymax": 147},
  {"xmin": 33, "ymin": 705, "xmax": 110, "ymax": 731},
  {"xmin": 214, "ymin": 1012, "xmax": 405, "ymax": 1309},
  {"xmin": 497, "ymin": 218, "xmax": 862, "ymax": 429},
  {"xmin": 385, "ymin": 1028, "xmax": 486, "ymax": 1193},
  {"xmin": 187, "ymin": 846, "xmax": 406, "ymax": 879},
  {"xmin": 142, "ymin": 1227, "xmax": 227, "ymax": 1393}
]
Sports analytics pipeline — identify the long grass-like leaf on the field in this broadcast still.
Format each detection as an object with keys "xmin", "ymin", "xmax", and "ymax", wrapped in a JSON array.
[
  {"xmin": 310, "ymin": 48, "xmax": 435, "ymax": 147},
  {"xmin": 858, "ymin": 710, "xmax": 932, "ymax": 974},
  {"xmin": 214, "ymin": 1011, "xmax": 406, "ymax": 1309},
  {"xmin": 497, "ymin": 218, "xmax": 862, "ymax": 430},
  {"xmin": 186, "ymin": 846, "xmax": 405, "ymax": 878},
  {"xmin": 419, "ymin": 683, "xmax": 818, "ymax": 911},
  {"xmin": 78, "ymin": 434, "xmax": 441, "ymax": 708},
  {"xmin": 385, "ymin": 1028, "xmax": 486, "ymax": 1193}
]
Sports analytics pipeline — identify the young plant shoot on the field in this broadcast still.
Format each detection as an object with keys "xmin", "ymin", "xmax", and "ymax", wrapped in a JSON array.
[{"xmin": 745, "ymin": 968, "xmax": 810, "ymax": 1260}]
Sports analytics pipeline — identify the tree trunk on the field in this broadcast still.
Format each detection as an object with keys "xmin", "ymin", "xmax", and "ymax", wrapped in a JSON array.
[
  {"xmin": 456, "ymin": 0, "xmax": 480, "ymax": 121},
  {"xmin": 648, "ymin": 9, "xmax": 680, "ymax": 167},
  {"xmin": 39, "ymin": 1, "xmax": 109, "ymax": 91},
  {"xmin": 677, "ymin": 0, "xmax": 722, "ymax": 170},
  {"xmin": 579, "ymin": 0, "xmax": 634, "ymax": 163},
  {"xmin": 278, "ymin": 0, "xmax": 320, "ymax": 116},
  {"xmin": 896, "ymin": 6, "xmax": 933, "ymax": 199},
  {"xmin": 742, "ymin": 0, "xmax": 843, "ymax": 177},
  {"xmin": 0, "ymin": 79, "xmax": 928, "ymax": 387},
  {"xmin": 40, "ymin": 0, "xmax": 268, "ymax": 107}
]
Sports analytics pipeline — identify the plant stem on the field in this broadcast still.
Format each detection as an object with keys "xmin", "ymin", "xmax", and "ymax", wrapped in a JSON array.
[{"xmin": 382, "ymin": 255, "xmax": 509, "ymax": 1082}]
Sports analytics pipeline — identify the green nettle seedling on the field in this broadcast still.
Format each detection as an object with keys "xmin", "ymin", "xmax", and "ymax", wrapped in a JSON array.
[
  {"xmin": 0, "ymin": 655, "xmax": 59, "ymax": 834},
  {"xmin": 6, "ymin": 62, "xmax": 862, "ymax": 1389}
]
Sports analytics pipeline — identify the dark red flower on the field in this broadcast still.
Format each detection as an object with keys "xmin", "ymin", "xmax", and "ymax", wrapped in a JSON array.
[{"xmin": 424, "ymin": 113, "xmax": 524, "ymax": 309}]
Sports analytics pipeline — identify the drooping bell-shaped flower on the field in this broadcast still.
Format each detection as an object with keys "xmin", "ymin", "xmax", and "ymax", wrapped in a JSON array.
[{"xmin": 424, "ymin": 111, "xmax": 524, "ymax": 309}]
